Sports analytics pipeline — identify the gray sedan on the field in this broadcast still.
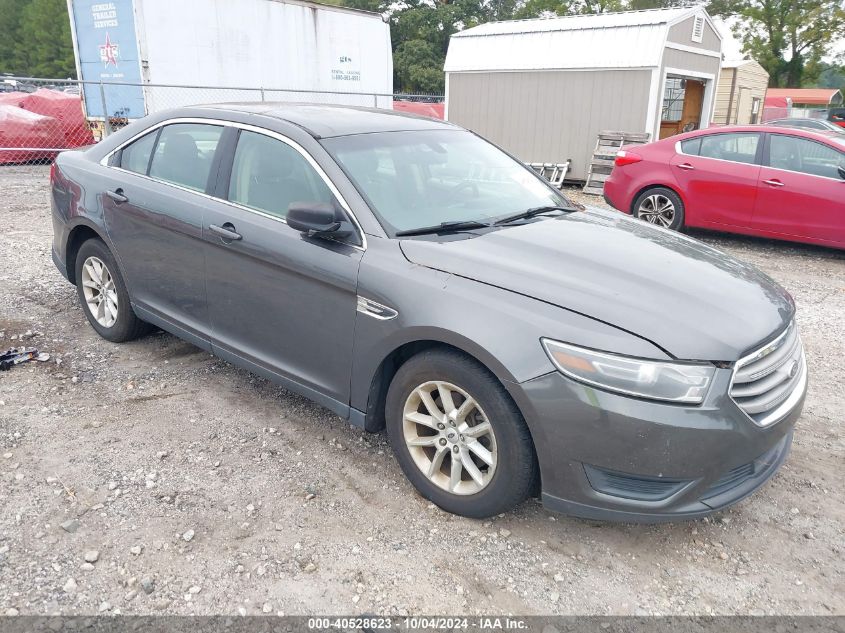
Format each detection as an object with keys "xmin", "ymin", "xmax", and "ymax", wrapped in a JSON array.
[{"xmin": 50, "ymin": 104, "xmax": 806, "ymax": 521}]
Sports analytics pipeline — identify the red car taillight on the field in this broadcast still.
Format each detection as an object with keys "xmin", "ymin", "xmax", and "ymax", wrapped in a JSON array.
[
  {"xmin": 614, "ymin": 150, "xmax": 643, "ymax": 167},
  {"xmin": 50, "ymin": 161, "xmax": 57, "ymax": 183}
]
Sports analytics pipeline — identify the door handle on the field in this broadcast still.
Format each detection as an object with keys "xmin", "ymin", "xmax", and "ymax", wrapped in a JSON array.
[
  {"xmin": 676, "ymin": 163, "xmax": 695, "ymax": 171},
  {"xmin": 209, "ymin": 223, "xmax": 242, "ymax": 242},
  {"xmin": 106, "ymin": 188, "xmax": 128, "ymax": 204},
  {"xmin": 763, "ymin": 179, "xmax": 785, "ymax": 187}
]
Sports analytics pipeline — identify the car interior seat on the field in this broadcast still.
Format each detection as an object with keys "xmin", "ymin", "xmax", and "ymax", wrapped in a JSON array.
[
  {"xmin": 770, "ymin": 139, "xmax": 801, "ymax": 172},
  {"xmin": 247, "ymin": 143, "xmax": 314, "ymax": 217},
  {"xmin": 153, "ymin": 133, "xmax": 207, "ymax": 191},
  {"xmin": 344, "ymin": 150, "xmax": 410, "ymax": 225}
]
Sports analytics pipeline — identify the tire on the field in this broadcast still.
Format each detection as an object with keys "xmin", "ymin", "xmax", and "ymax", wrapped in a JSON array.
[
  {"xmin": 385, "ymin": 349, "xmax": 538, "ymax": 518},
  {"xmin": 74, "ymin": 238, "xmax": 151, "ymax": 343},
  {"xmin": 632, "ymin": 187, "xmax": 685, "ymax": 231}
]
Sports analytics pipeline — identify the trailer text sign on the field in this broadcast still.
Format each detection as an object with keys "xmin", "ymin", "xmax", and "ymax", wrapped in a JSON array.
[
  {"xmin": 330, "ymin": 38, "xmax": 362, "ymax": 85},
  {"xmin": 70, "ymin": 0, "xmax": 146, "ymax": 119}
]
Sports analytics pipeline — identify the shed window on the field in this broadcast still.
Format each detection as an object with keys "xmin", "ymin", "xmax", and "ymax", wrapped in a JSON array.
[
  {"xmin": 661, "ymin": 78, "xmax": 685, "ymax": 122},
  {"xmin": 691, "ymin": 14, "xmax": 704, "ymax": 43}
]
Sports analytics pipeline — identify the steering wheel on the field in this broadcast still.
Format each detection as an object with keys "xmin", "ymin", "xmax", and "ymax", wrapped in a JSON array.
[{"xmin": 446, "ymin": 180, "xmax": 479, "ymax": 202}]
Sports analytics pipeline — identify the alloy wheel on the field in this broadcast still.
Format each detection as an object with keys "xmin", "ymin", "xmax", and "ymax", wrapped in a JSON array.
[
  {"xmin": 402, "ymin": 380, "xmax": 497, "ymax": 495},
  {"xmin": 80, "ymin": 256, "xmax": 119, "ymax": 328},
  {"xmin": 638, "ymin": 194, "xmax": 676, "ymax": 228}
]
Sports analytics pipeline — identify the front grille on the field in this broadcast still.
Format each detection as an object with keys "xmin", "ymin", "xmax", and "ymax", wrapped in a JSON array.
[{"xmin": 730, "ymin": 322, "xmax": 806, "ymax": 427}]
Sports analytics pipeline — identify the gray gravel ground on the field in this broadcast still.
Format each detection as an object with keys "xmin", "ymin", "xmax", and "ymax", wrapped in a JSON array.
[{"xmin": 0, "ymin": 165, "xmax": 843, "ymax": 617}]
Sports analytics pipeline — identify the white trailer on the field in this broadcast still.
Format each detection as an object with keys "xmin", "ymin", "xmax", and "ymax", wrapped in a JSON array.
[{"xmin": 67, "ymin": 0, "xmax": 393, "ymax": 122}]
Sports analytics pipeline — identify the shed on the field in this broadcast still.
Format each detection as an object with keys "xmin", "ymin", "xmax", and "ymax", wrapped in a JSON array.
[
  {"xmin": 714, "ymin": 59, "xmax": 769, "ymax": 125},
  {"xmin": 444, "ymin": 7, "xmax": 723, "ymax": 180}
]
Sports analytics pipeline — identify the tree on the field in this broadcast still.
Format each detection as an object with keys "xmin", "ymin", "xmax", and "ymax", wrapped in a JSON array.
[
  {"xmin": 812, "ymin": 60, "xmax": 845, "ymax": 94},
  {"xmin": 0, "ymin": 0, "xmax": 27, "ymax": 75},
  {"xmin": 385, "ymin": 0, "xmax": 491, "ymax": 93},
  {"xmin": 394, "ymin": 39, "xmax": 446, "ymax": 92},
  {"xmin": 17, "ymin": 0, "xmax": 76, "ymax": 77},
  {"xmin": 0, "ymin": 0, "xmax": 75, "ymax": 78},
  {"xmin": 708, "ymin": 0, "xmax": 845, "ymax": 87}
]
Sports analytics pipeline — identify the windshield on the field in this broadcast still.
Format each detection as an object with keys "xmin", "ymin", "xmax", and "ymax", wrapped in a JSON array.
[{"xmin": 322, "ymin": 130, "xmax": 569, "ymax": 234}]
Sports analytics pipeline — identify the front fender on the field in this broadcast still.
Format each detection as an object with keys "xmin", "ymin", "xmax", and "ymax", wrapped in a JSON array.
[{"xmin": 350, "ymin": 238, "xmax": 671, "ymax": 414}]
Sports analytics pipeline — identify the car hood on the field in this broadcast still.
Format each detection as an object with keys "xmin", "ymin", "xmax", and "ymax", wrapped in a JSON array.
[{"xmin": 399, "ymin": 209, "xmax": 794, "ymax": 361}]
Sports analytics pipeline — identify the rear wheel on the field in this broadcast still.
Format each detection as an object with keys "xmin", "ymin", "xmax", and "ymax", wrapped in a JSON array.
[
  {"xmin": 74, "ymin": 239, "xmax": 151, "ymax": 342},
  {"xmin": 633, "ymin": 187, "xmax": 685, "ymax": 231},
  {"xmin": 385, "ymin": 349, "xmax": 537, "ymax": 518}
]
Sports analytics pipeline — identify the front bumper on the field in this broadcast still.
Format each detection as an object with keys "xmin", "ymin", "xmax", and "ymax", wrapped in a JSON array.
[{"xmin": 508, "ymin": 368, "xmax": 803, "ymax": 522}]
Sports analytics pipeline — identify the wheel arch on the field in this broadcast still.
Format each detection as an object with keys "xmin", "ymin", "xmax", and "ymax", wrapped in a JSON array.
[
  {"xmin": 360, "ymin": 337, "xmax": 526, "ymax": 436},
  {"xmin": 65, "ymin": 221, "xmax": 108, "ymax": 285},
  {"xmin": 629, "ymin": 183, "xmax": 686, "ymax": 215}
]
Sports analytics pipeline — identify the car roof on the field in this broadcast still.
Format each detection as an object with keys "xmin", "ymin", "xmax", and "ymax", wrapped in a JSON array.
[
  {"xmin": 676, "ymin": 124, "xmax": 844, "ymax": 143},
  {"xmin": 768, "ymin": 118, "xmax": 827, "ymax": 124},
  {"xmin": 194, "ymin": 102, "xmax": 457, "ymax": 138}
]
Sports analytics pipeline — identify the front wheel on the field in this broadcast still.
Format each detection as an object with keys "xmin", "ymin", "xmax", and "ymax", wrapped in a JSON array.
[
  {"xmin": 385, "ymin": 349, "xmax": 538, "ymax": 518},
  {"xmin": 633, "ymin": 187, "xmax": 685, "ymax": 231}
]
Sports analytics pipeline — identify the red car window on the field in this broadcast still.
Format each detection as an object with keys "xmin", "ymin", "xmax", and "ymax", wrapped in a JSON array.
[
  {"xmin": 769, "ymin": 135, "xmax": 845, "ymax": 179},
  {"xmin": 698, "ymin": 133, "xmax": 760, "ymax": 165}
]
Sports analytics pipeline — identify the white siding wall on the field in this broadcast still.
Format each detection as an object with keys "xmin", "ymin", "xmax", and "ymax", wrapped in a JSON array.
[{"xmin": 447, "ymin": 69, "xmax": 652, "ymax": 180}]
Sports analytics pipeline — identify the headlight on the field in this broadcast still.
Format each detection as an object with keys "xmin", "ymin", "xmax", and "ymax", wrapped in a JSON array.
[{"xmin": 541, "ymin": 338, "xmax": 715, "ymax": 404}]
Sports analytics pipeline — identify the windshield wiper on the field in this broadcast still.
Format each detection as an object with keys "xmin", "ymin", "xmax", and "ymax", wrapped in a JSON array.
[
  {"xmin": 493, "ymin": 205, "xmax": 579, "ymax": 226},
  {"xmin": 394, "ymin": 220, "xmax": 491, "ymax": 237}
]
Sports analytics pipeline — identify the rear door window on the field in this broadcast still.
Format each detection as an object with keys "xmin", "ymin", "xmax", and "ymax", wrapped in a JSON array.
[
  {"xmin": 227, "ymin": 130, "xmax": 335, "ymax": 220},
  {"xmin": 698, "ymin": 133, "xmax": 761, "ymax": 165},
  {"xmin": 768, "ymin": 134, "xmax": 845, "ymax": 179},
  {"xmin": 147, "ymin": 123, "xmax": 224, "ymax": 192}
]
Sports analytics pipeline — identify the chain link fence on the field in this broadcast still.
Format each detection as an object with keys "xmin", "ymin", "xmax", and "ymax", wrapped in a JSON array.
[{"xmin": 0, "ymin": 76, "xmax": 444, "ymax": 164}]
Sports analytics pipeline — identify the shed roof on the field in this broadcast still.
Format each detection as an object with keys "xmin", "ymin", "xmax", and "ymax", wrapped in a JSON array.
[
  {"xmin": 445, "ymin": 7, "xmax": 717, "ymax": 73},
  {"xmin": 722, "ymin": 59, "xmax": 753, "ymax": 69},
  {"xmin": 765, "ymin": 88, "xmax": 843, "ymax": 106}
]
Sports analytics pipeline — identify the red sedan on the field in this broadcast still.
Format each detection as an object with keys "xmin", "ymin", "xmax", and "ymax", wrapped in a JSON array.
[{"xmin": 603, "ymin": 126, "xmax": 845, "ymax": 249}]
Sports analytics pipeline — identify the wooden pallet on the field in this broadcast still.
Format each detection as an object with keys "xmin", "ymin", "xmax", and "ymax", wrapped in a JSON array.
[{"xmin": 583, "ymin": 130, "xmax": 650, "ymax": 196}]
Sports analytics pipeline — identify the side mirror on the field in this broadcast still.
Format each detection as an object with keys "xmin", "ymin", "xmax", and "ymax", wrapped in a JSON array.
[
  {"xmin": 287, "ymin": 202, "xmax": 347, "ymax": 236},
  {"xmin": 838, "ymin": 165, "xmax": 845, "ymax": 181}
]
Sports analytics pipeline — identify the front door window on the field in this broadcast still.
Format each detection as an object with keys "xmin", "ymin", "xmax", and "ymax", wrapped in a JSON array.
[{"xmin": 228, "ymin": 130, "xmax": 335, "ymax": 220}]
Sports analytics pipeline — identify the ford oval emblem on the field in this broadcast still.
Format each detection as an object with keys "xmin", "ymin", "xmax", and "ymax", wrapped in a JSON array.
[{"xmin": 788, "ymin": 360, "xmax": 798, "ymax": 379}]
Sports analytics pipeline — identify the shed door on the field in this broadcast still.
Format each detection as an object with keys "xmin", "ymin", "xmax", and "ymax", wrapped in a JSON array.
[
  {"xmin": 736, "ymin": 87, "xmax": 753, "ymax": 125},
  {"xmin": 660, "ymin": 78, "xmax": 705, "ymax": 139}
]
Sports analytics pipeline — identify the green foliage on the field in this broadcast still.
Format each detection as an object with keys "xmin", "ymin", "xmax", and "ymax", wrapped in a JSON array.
[
  {"xmin": 394, "ymin": 39, "xmax": 447, "ymax": 93},
  {"xmin": 386, "ymin": 0, "xmax": 491, "ymax": 93},
  {"xmin": 0, "ymin": 0, "xmax": 75, "ymax": 78},
  {"xmin": 812, "ymin": 61, "xmax": 845, "ymax": 94},
  {"xmin": 0, "ymin": 0, "xmax": 27, "ymax": 75},
  {"xmin": 708, "ymin": 0, "xmax": 845, "ymax": 88}
]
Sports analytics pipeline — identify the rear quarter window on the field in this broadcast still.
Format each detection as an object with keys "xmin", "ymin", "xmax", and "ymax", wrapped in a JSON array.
[
  {"xmin": 680, "ymin": 138, "xmax": 701, "ymax": 155},
  {"xmin": 119, "ymin": 130, "xmax": 158, "ymax": 174}
]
